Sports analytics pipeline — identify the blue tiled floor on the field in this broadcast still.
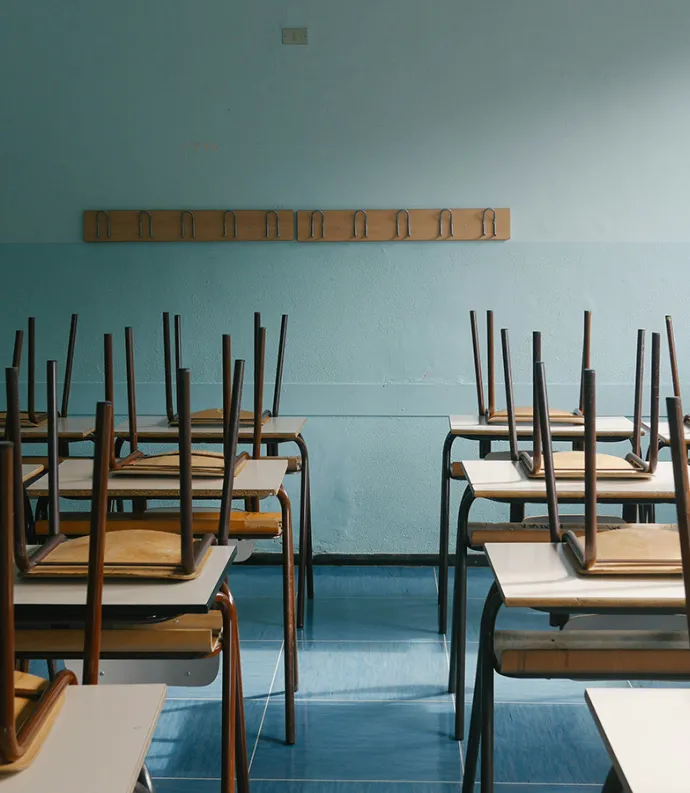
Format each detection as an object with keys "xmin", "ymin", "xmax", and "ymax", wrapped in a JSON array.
[{"xmin": 147, "ymin": 565, "xmax": 619, "ymax": 791}]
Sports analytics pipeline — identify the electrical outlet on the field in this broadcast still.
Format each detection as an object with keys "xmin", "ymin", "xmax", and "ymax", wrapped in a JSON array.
[{"xmin": 282, "ymin": 27, "xmax": 308, "ymax": 45}]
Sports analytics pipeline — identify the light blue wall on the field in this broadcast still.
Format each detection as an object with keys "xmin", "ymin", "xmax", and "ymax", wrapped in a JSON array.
[{"xmin": 1, "ymin": 1, "xmax": 689, "ymax": 552}]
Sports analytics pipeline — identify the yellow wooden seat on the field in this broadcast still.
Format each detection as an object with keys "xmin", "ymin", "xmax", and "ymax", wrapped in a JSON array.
[
  {"xmin": 35, "ymin": 509, "xmax": 283, "ymax": 538},
  {"xmin": 16, "ymin": 613, "xmax": 223, "ymax": 656},
  {"xmin": 495, "ymin": 630, "xmax": 690, "ymax": 677},
  {"xmin": 468, "ymin": 515, "xmax": 626, "ymax": 547},
  {"xmin": 564, "ymin": 524, "xmax": 682, "ymax": 575},
  {"xmin": 487, "ymin": 406, "xmax": 583, "ymax": 425},
  {"xmin": 24, "ymin": 530, "xmax": 213, "ymax": 580}
]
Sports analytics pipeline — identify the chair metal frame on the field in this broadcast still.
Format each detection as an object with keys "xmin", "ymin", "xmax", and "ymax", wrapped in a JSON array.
[
  {"xmin": 470, "ymin": 309, "xmax": 590, "ymax": 424},
  {"xmin": 0, "ymin": 398, "xmax": 111, "ymax": 769}
]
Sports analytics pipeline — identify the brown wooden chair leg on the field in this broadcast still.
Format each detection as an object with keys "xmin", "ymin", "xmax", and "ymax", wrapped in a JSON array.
[
  {"xmin": 228, "ymin": 595, "xmax": 250, "ymax": 793},
  {"xmin": 215, "ymin": 589, "xmax": 236, "ymax": 793},
  {"xmin": 278, "ymin": 485, "xmax": 296, "ymax": 744}
]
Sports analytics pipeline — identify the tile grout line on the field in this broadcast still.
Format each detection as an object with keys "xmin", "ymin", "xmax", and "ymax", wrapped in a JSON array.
[{"xmin": 249, "ymin": 640, "xmax": 284, "ymax": 770}]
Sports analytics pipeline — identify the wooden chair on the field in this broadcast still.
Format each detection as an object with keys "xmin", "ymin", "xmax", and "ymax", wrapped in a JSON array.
[
  {"xmin": 0, "ymin": 398, "xmax": 110, "ymax": 773},
  {"xmin": 111, "ymin": 328, "xmax": 244, "ymax": 478},
  {"xmin": 20, "ymin": 373, "xmax": 260, "ymax": 768},
  {"xmin": 471, "ymin": 308, "xmax": 588, "ymax": 425},
  {"xmin": 163, "ymin": 310, "xmax": 287, "ymax": 427},
  {"xmin": 25, "ymin": 356, "xmax": 248, "ymax": 581},
  {"xmin": 533, "ymin": 360, "xmax": 679, "ymax": 575},
  {"xmin": 0, "ymin": 315, "xmax": 78, "ymax": 429},
  {"xmin": 506, "ymin": 328, "xmax": 659, "ymax": 479}
]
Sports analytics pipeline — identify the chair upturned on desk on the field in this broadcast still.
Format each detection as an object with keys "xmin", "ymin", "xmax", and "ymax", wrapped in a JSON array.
[
  {"xmin": 461, "ymin": 542, "xmax": 688, "ymax": 791},
  {"xmin": 27, "ymin": 459, "xmax": 298, "ymax": 743},
  {"xmin": 113, "ymin": 414, "xmax": 314, "ymax": 625},
  {"xmin": 449, "ymin": 459, "xmax": 679, "ymax": 740},
  {"xmin": 438, "ymin": 414, "xmax": 637, "ymax": 633}
]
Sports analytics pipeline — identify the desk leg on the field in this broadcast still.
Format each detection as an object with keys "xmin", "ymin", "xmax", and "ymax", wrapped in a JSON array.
[
  {"xmin": 601, "ymin": 767, "xmax": 624, "ymax": 793},
  {"xmin": 439, "ymin": 432, "xmax": 456, "ymax": 634},
  {"xmin": 463, "ymin": 583, "xmax": 502, "ymax": 790},
  {"xmin": 294, "ymin": 434, "xmax": 313, "ymax": 629},
  {"xmin": 479, "ymin": 439, "xmax": 492, "ymax": 458},
  {"xmin": 278, "ymin": 486, "xmax": 297, "ymax": 744},
  {"xmin": 449, "ymin": 488, "xmax": 475, "ymax": 742},
  {"xmin": 479, "ymin": 585, "xmax": 502, "ymax": 792},
  {"xmin": 509, "ymin": 503, "xmax": 525, "ymax": 522}
]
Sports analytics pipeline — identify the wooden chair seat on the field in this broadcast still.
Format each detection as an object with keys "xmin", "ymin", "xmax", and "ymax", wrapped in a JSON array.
[
  {"xmin": 468, "ymin": 516, "xmax": 625, "ymax": 547},
  {"xmin": 144, "ymin": 507, "xmax": 283, "ymax": 538},
  {"xmin": 564, "ymin": 525, "xmax": 682, "ymax": 575},
  {"xmin": 0, "ymin": 672, "xmax": 65, "ymax": 773},
  {"xmin": 450, "ymin": 452, "xmax": 512, "ymax": 480},
  {"xmin": 169, "ymin": 408, "xmax": 269, "ymax": 426},
  {"xmin": 275, "ymin": 456, "xmax": 302, "ymax": 474},
  {"xmin": 16, "ymin": 612, "xmax": 223, "ymax": 657},
  {"xmin": 522, "ymin": 450, "xmax": 649, "ymax": 480},
  {"xmin": 35, "ymin": 509, "xmax": 283, "ymax": 538},
  {"xmin": 112, "ymin": 451, "xmax": 248, "ymax": 478},
  {"xmin": 495, "ymin": 629, "xmax": 690, "ymax": 677},
  {"xmin": 23, "ymin": 530, "xmax": 213, "ymax": 580},
  {"xmin": 488, "ymin": 406, "xmax": 583, "ymax": 426},
  {"xmin": 0, "ymin": 411, "xmax": 48, "ymax": 429}
]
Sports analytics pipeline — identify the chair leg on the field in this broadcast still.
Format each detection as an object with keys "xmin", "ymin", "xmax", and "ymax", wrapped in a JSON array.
[
  {"xmin": 295, "ymin": 436, "xmax": 308, "ymax": 629},
  {"xmin": 225, "ymin": 587, "xmax": 250, "ymax": 793},
  {"xmin": 215, "ymin": 589, "xmax": 236, "ymax": 793},
  {"xmin": 278, "ymin": 486, "xmax": 296, "ymax": 744},
  {"xmin": 450, "ymin": 488, "xmax": 475, "ymax": 742},
  {"xmin": 296, "ymin": 434, "xmax": 314, "ymax": 609},
  {"xmin": 439, "ymin": 432, "xmax": 455, "ymax": 634}
]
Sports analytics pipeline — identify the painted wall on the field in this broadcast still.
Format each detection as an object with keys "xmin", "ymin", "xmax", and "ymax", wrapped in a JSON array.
[{"xmin": 1, "ymin": 1, "xmax": 689, "ymax": 552}]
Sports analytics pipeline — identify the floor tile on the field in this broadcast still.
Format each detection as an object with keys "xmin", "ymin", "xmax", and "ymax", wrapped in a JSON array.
[
  {"xmin": 235, "ymin": 598, "xmax": 286, "ymax": 640},
  {"xmin": 313, "ymin": 566, "xmax": 437, "ymax": 598},
  {"xmin": 301, "ymin": 598, "xmax": 440, "ymax": 642},
  {"xmin": 167, "ymin": 641, "xmax": 282, "ymax": 701},
  {"xmin": 463, "ymin": 643, "xmax": 630, "ymax": 704},
  {"xmin": 230, "ymin": 565, "xmax": 284, "ymax": 599},
  {"xmin": 146, "ymin": 698, "xmax": 265, "ymax": 778},
  {"xmin": 462, "ymin": 703, "xmax": 610, "ymax": 784},
  {"xmin": 271, "ymin": 640, "xmax": 449, "ymax": 701},
  {"xmin": 448, "ymin": 566, "xmax": 495, "ymax": 600},
  {"xmin": 251, "ymin": 700, "xmax": 462, "ymax": 782},
  {"xmin": 155, "ymin": 782, "xmax": 463, "ymax": 792}
]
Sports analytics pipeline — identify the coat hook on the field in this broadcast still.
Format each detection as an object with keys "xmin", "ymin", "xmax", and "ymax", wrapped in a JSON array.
[
  {"xmin": 223, "ymin": 210, "xmax": 238, "ymax": 239},
  {"xmin": 138, "ymin": 210, "xmax": 153, "ymax": 239},
  {"xmin": 396, "ymin": 209, "xmax": 412, "ymax": 239},
  {"xmin": 482, "ymin": 208, "xmax": 497, "ymax": 238},
  {"xmin": 310, "ymin": 209, "xmax": 326, "ymax": 239},
  {"xmin": 353, "ymin": 210, "xmax": 368, "ymax": 239},
  {"xmin": 439, "ymin": 208, "xmax": 454, "ymax": 238},
  {"xmin": 265, "ymin": 210, "xmax": 281, "ymax": 239},
  {"xmin": 180, "ymin": 210, "xmax": 196, "ymax": 239},
  {"xmin": 96, "ymin": 210, "xmax": 111, "ymax": 240}
]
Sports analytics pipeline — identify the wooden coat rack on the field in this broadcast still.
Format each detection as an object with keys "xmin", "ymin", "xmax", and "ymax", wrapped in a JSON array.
[
  {"xmin": 296, "ymin": 208, "xmax": 510, "ymax": 242},
  {"xmin": 83, "ymin": 210, "xmax": 295, "ymax": 242},
  {"xmin": 83, "ymin": 207, "xmax": 511, "ymax": 243}
]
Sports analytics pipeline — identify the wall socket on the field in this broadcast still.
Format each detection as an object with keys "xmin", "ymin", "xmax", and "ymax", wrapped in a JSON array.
[{"xmin": 282, "ymin": 27, "xmax": 308, "ymax": 45}]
